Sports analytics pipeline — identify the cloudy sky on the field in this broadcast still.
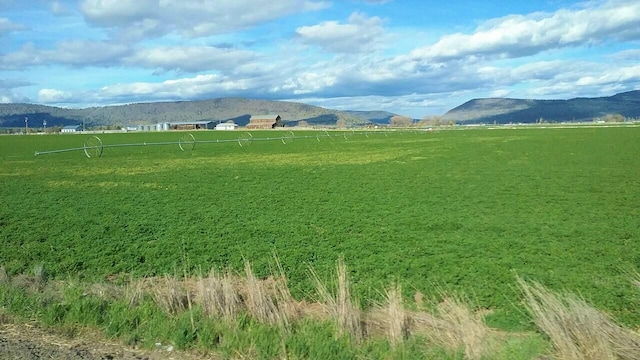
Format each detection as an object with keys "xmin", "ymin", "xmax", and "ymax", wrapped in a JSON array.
[{"xmin": 1, "ymin": 0, "xmax": 639, "ymax": 117}]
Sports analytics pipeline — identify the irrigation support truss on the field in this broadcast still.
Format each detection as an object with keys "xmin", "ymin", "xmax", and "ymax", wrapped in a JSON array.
[{"xmin": 33, "ymin": 129, "xmax": 415, "ymax": 158}]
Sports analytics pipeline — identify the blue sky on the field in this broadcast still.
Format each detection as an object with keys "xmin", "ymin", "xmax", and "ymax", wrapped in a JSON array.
[{"xmin": 1, "ymin": 0, "xmax": 639, "ymax": 118}]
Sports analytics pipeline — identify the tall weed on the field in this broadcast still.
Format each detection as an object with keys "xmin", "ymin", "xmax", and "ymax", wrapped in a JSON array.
[{"xmin": 518, "ymin": 276, "xmax": 640, "ymax": 360}]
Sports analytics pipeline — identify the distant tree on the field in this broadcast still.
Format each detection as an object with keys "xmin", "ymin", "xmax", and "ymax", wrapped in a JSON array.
[
  {"xmin": 418, "ymin": 116, "xmax": 443, "ymax": 127},
  {"xmin": 297, "ymin": 120, "xmax": 309, "ymax": 127},
  {"xmin": 418, "ymin": 116, "xmax": 431, "ymax": 127},
  {"xmin": 602, "ymin": 113, "xmax": 625, "ymax": 123},
  {"xmin": 336, "ymin": 118, "xmax": 347, "ymax": 128},
  {"xmin": 390, "ymin": 115, "xmax": 413, "ymax": 127}
]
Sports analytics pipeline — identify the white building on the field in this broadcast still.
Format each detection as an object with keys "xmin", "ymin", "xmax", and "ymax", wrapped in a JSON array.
[
  {"xmin": 215, "ymin": 122, "xmax": 239, "ymax": 131},
  {"xmin": 61, "ymin": 125, "xmax": 82, "ymax": 133}
]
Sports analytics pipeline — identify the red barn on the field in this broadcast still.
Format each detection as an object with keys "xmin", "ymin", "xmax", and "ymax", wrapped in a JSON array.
[{"xmin": 246, "ymin": 114, "xmax": 283, "ymax": 129}]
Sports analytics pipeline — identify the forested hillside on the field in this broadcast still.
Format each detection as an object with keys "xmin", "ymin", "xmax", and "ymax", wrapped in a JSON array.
[
  {"xmin": 444, "ymin": 90, "xmax": 640, "ymax": 124},
  {"xmin": 0, "ymin": 98, "xmax": 370, "ymax": 128}
]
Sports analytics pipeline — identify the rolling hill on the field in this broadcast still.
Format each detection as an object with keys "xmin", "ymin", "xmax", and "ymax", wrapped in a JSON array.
[
  {"xmin": 343, "ymin": 110, "xmax": 398, "ymax": 124},
  {"xmin": 0, "ymin": 98, "xmax": 373, "ymax": 128},
  {"xmin": 443, "ymin": 90, "xmax": 640, "ymax": 124}
]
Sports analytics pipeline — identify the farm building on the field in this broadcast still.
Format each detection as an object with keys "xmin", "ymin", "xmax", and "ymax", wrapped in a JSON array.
[
  {"xmin": 215, "ymin": 122, "xmax": 238, "ymax": 130},
  {"xmin": 246, "ymin": 114, "xmax": 283, "ymax": 129},
  {"xmin": 61, "ymin": 125, "xmax": 82, "ymax": 133},
  {"xmin": 132, "ymin": 121, "xmax": 214, "ymax": 131},
  {"xmin": 169, "ymin": 121, "xmax": 215, "ymax": 130}
]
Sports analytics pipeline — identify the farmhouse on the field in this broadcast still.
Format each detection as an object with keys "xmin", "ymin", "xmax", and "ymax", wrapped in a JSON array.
[
  {"xmin": 169, "ymin": 121, "xmax": 215, "ymax": 130},
  {"xmin": 215, "ymin": 122, "xmax": 239, "ymax": 131},
  {"xmin": 246, "ymin": 114, "xmax": 283, "ymax": 129},
  {"xmin": 61, "ymin": 125, "xmax": 82, "ymax": 133}
]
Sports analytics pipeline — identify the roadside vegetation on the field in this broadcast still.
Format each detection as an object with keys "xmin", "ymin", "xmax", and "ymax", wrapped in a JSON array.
[
  {"xmin": 1, "ymin": 260, "xmax": 639, "ymax": 359},
  {"xmin": 1, "ymin": 127, "xmax": 639, "ymax": 358}
]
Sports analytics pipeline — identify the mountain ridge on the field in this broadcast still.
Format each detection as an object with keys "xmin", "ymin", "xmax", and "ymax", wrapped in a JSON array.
[
  {"xmin": 444, "ymin": 90, "xmax": 640, "ymax": 124},
  {"xmin": 0, "ymin": 98, "xmax": 378, "ymax": 128}
]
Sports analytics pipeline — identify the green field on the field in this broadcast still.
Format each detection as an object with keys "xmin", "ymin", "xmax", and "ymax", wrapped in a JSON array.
[{"xmin": 1, "ymin": 127, "xmax": 639, "ymax": 330}]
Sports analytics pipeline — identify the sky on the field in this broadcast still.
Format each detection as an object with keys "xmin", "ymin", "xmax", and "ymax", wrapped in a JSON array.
[{"xmin": 0, "ymin": 0, "xmax": 639, "ymax": 118}]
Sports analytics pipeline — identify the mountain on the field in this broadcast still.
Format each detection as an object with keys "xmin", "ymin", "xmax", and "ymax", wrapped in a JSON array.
[
  {"xmin": 343, "ymin": 110, "xmax": 400, "ymax": 124},
  {"xmin": 443, "ymin": 90, "xmax": 640, "ymax": 124},
  {"xmin": 0, "ymin": 98, "xmax": 371, "ymax": 128}
]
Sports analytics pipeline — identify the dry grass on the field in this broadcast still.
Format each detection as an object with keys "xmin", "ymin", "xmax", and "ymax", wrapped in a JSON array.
[
  {"xmin": 367, "ymin": 283, "xmax": 409, "ymax": 346},
  {"xmin": 143, "ymin": 258, "xmax": 300, "ymax": 327},
  {"xmin": 125, "ymin": 278, "xmax": 146, "ymax": 307},
  {"xmin": 383, "ymin": 284, "xmax": 408, "ymax": 345},
  {"xmin": 632, "ymin": 271, "xmax": 640, "ymax": 290},
  {"xmin": 86, "ymin": 282, "xmax": 123, "ymax": 300},
  {"xmin": 268, "ymin": 256, "xmax": 301, "ymax": 327},
  {"xmin": 409, "ymin": 296, "xmax": 492, "ymax": 360},
  {"xmin": 517, "ymin": 276, "xmax": 640, "ymax": 360},
  {"xmin": 194, "ymin": 258, "xmax": 299, "ymax": 328},
  {"xmin": 0, "ymin": 265, "xmax": 8, "ymax": 284},
  {"xmin": 242, "ymin": 260, "xmax": 286, "ymax": 326},
  {"xmin": 7, "ymin": 259, "xmax": 640, "ymax": 360},
  {"xmin": 151, "ymin": 275, "xmax": 188, "ymax": 315},
  {"xmin": 33, "ymin": 263, "xmax": 46, "ymax": 286},
  {"xmin": 309, "ymin": 258, "xmax": 364, "ymax": 341},
  {"xmin": 195, "ymin": 269, "xmax": 240, "ymax": 321}
]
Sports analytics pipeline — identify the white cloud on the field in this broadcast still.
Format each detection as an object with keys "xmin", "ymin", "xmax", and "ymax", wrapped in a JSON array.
[
  {"xmin": 294, "ymin": 93, "xmax": 443, "ymax": 114},
  {"xmin": 0, "ymin": 43, "xmax": 40, "ymax": 70},
  {"xmin": 126, "ymin": 46, "xmax": 257, "ymax": 73},
  {"xmin": 0, "ymin": 41, "xmax": 130, "ymax": 69},
  {"xmin": 96, "ymin": 74, "xmax": 254, "ymax": 102},
  {"xmin": 296, "ymin": 12, "xmax": 385, "ymax": 53},
  {"xmin": 38, "ymin": 88, "xmax": 73, "ymax": 103},
  {"xmin": 0, "ymin": 17, "xmax": 26, "ymax": 35},
  {"xmin": 408, "ymin": 0, "xmax": 640, "ymax": 61},
  {"xmin": 80, "ymin": 0, "xmax": 330, "ymax": 39},
  {"xmin": 575, "ymin": 65, "xmax": 640, "ymax": 87},
  {"xmin": 609, "ymin": 49, "xmax": 640, "ymax": 62},
  {"xmin": 50, "ymin": 1, "xmax": 71, "ymax": 15},
  {"xmin": 0, "ymin": 78, "xmax": 31, "ymax": 89},
  {"xmin": 48, "ymin": 40, "xmax": 131, "ymax": 65},
  {"xmin": 490, "ymin": 89, "xmax": 511, "ymax": 98},
  {"xmin": 0, "ymin": 89, "xmax": 29, "ymax": 103}
]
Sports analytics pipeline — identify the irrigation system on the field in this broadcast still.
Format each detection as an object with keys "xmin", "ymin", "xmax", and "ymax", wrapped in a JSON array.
[{"xmin": 34, "ymin": 130, "xmax": 394, "ymax": 158}]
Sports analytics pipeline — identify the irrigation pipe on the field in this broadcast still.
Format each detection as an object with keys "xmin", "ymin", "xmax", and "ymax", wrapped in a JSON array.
[{"xmin": 34, "ymin": 130, "xmax": 397, "ymax": 158}]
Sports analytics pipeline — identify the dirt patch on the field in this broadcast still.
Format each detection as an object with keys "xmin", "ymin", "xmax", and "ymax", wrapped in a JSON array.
[{"xmin": 0, "ymin": 322, "xmax": 218, "ymax": 360}]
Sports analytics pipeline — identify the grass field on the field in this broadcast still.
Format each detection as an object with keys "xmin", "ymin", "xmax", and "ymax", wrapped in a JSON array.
[{"xmin": 1, "ymin": 127, "xmax": 639, "ymax": 335}]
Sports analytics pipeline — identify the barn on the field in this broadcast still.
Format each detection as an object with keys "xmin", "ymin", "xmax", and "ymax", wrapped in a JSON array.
[
  {"xmin": 246, "ymin": 114, "xmax": 283, "ymax": 129},
  {"xmin": 170, "ymin": 121, "xmax": 215, "ymax": 130},
  {"xmin": 61, "ymin": 125, "xmax": 82, "ymax": 133}
]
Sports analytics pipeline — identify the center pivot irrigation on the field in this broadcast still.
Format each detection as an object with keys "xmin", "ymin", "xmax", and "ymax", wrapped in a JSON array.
[{"xmin": 34, "ymin": 130, "xmax": 396, "ymax": 158}]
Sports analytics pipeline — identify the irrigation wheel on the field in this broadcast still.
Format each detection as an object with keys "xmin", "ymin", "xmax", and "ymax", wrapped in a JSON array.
[
  {"xmin": 83, "ymin": 136, "xmax": 103, "ymax": 158},
  {"xmin": 179, "ymin": 133, "xmax": 196, "ymax": 151},
  {"xmin": 238, "ymin": 132, "xmax": 253, "ymax": 147},
  {"xmin": 281, "ymin": 131, "xmax": 295, "ymax": 145}
]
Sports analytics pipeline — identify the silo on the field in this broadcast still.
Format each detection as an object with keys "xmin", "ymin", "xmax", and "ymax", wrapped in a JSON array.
[{"xmin": 162, "ymin": 122, "xmax": 170, "ymax": 131}]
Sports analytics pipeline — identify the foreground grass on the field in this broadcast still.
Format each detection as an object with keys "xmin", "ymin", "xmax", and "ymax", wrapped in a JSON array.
[
  {"xmin": 2, "ymin": 260, "xmax": 639, "ymax": 359},
  {"xmin": 0, "ymin": 260, "xmax": 550, "ymax": 359}
]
